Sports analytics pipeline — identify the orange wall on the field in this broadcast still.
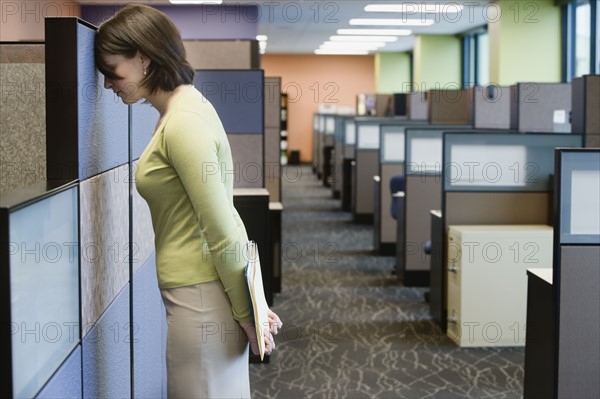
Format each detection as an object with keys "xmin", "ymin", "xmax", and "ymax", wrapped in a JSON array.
[{"xmin": 261, "ymin": 54, "xmax": 375, "ymax": 163}]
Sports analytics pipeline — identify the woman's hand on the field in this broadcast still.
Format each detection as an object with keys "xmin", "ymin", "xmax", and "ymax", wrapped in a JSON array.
[
  {"xmin": 239, "ymin": 322, "xmax": 275, "ymax": 356},
  {"xmin": 268, "ymin": 309, "xmax": 283, "ymax": 335}
]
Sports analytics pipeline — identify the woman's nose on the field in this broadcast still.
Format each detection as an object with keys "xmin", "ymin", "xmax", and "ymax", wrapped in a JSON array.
[{"xmin": 104, "ymin": 77, "xmax": 113, "ymax": 90}]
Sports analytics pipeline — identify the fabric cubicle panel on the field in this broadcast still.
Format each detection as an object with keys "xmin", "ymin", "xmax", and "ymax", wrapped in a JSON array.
[
  {"xmin": 183, "ymin": 40, "xmax": 259, "ymax": 69},
  {"xmin": 472, "ymin": 86, "xmax": 511, "ymax": 130},
  {"xmin": 193, "ymin": 70, "xmax": 265, "ymax": 189},
  {"xmin": 0, "ymin": 44, "xmax": 46, "ymax": 192},
  {"xmin": 45, "ymin": 17, "xmax": 131, "ymax": 397},
  {"xmin": 510, "ymin": 83, "xmax": 572, "ymax": 133},
  {"xmin": 571, "ymin": 75, "xmax": 600, "ymax": 147},
  {"xmin": 264, "ymin": 77, "xmax": 281, "ymax": 203},
  {"xmin": 1, "ymin": 182, "xmax": 80, "ymax": 398},
  {"xmin": 553, "ymin": 149, "xmax": 600, "ymax": 398}
]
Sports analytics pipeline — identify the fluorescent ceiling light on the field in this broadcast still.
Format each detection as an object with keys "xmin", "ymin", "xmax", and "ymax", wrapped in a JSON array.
[
  {"xmin": 256, "ymin": 35, "xmax": 268, "ymax": 41},
  {"xmin": 349, "ymin": 18, "xmax": 434, "ymax": 26},
  {"xmin": 315, "ymin": 49, "xmax": 370, "ymax": 55},
  {"xmin": 365, "ymin": 4, "xmax": 463, "ymax": 13},
  {"xmin": 337, "ymin": 28, "xmax": 412, "ymax": 36},
  {"xmin": 170, "ymin": 0, "xmax": 223, "ymax": 4},
  {"xmin": 330, "ymin": 35, "xmax": 398, "ymax": 42},
  {"xmin": 320, "ymin": 41, "xmax": 386, "ymax": 49}
]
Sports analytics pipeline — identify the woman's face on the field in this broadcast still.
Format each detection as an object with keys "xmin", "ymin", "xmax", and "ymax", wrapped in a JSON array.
[{"xmin": 101, "ymin": 53, "xmax": 148, "ymax": 104}]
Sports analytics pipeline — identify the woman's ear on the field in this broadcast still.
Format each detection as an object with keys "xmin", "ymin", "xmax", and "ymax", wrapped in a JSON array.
[{"xmin": 137, "ymin": 51, "xmax": 151, "ymax": 69}]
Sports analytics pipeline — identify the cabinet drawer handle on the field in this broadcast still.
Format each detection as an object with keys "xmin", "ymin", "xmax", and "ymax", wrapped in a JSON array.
[{"xmin": 448, "ymin": 266, "xmax": 458, "ymax": 273}]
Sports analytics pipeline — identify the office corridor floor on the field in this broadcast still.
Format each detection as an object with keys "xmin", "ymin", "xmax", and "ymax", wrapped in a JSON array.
[{"xmin": 250, "ymin": 165, "xmax": 524, "ymax": 399}]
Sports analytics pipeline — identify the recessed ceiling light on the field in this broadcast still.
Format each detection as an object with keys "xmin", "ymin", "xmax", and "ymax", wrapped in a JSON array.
[
  {"xmin": 330, "ymin": 35, "xmax": 398, "ymax": 42},
  {"xmin": 314, "ymin": 49, "xmax": 370, "ymax": 55},
  {"xmin": 364, "ymin": 4, "xmax": 463, "ymax": 13},
  {"xmin": 337, "ymin": 28, "xmax": 412, "ymax": 36},
  {"xmin": 320, "ymin": 41, "xmax": 386, "ymax": 49},
  {"xmin": 349, "ymin": 18, "xmax": 434, "ymax": 26},
  {"xmin": 169, "ymin": 0, "xmax": 223, "ymax": 4}
]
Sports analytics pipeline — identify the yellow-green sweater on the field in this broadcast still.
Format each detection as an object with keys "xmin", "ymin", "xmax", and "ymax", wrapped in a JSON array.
[{"xmin": 136, "ymin": 85, "xmax": 252, "ymax": 322}]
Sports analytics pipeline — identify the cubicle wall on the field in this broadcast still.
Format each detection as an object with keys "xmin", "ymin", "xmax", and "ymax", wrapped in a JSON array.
[
  {"xmin": 320, "ymin": 114, "xmax": 336, "ymax": 187},
  {"xmin": 571, "ymin": 75, "xmax": 600, "ymax": 147},
  {"xmin": 406, "ymin": 92, "xmax": 428, "ymax": 120},
  {"xmin": 553, "ymin": 149, "xmax": 600, "ymax": 398},
  {"xmin": 472, "ymin": 86, "xmax": 511, "ymax": 130},
  {"xmin": 0, "ymin": 43, "xmax": 46, "ymax": 192},
  {"xmin": 0, "ymin": 16, "xmax": 268, "ymax": 398},
  {"xmin": 353, "ymin": 117, "xmax": 421, "ymax": 223},
  {"xmin": 1, "ymin": 182, "xmax": 80, "ymax": 398},
  {"xmin": 397, "ymin": 126, "xmax": 473, "ymax": 284},
  {"xmin": 428, "ymin": 89, "xmax": 473, "ymax": 125},
  {"xmin": 183, "ymin": 40, "xmax": 259, "ymax": 69},
  {"xmin": 312, "ymin": 114, "xmax": 324, "ymax": 175},
  {"xmin": 340, "ymin": 117, "xmax": 357, "ymax": 211},
  {"xmin": 264, "ymin": 77, "xmax": 282, "ymax": 202},
  {"xmin": 510, "ymin": 83, "xmax": 572, "ymax": 133},
  {"xmin": 193, "ymin": 69, "xmax": 264, "ymax": 189},
  {"xmin": 429, "ymin": 132, "xmax": 584, "ymax": 333},
  {"xmin": 44, "ymin": 17, "xmax": 134, "ymax": 398}
]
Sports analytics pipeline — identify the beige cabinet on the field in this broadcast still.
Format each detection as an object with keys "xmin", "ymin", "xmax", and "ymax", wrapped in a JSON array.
[{"xmin": 446, "ymin": 225, "xmax": 553, "ymax": 347}]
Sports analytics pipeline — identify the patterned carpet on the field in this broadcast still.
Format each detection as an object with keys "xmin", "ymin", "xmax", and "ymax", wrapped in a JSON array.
[{"xmin": 250, "ymin": 165, "xmax": 524, "ymax": 399}]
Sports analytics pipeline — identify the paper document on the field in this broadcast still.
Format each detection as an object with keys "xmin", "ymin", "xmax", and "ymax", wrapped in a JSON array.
[{"xmin": 244, "ymin": 241, "xmax": 269, "ymax": 360}]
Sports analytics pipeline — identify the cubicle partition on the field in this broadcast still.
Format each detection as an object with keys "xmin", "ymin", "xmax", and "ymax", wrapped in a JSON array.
[
  {"xmin": 428, "ymin": 89, "xmax": 473, "ymax": 125},
  {"xmin": 0, "ymin": 15, "xmax": 272, "ymax": 397},
  {"xmin": 510, "ymin": 83, "xmax": 572, "ymax": 133},
  {"xmin": 395, "ymin": 126, "xmax": 473, "ymax": 284},
  {"xmin": 331, "ymin": 114, "xmax": 350, "ymax": 199},
  {"xmin": 406, "ymin": 92, "xmax": 428, "ymax": 120},
  {"xmin": 429, "ymin": 132, "xmax": 584, "ymax": 335},
  {"xmin": 0, "ymin": 43, "xmax": 46, "ymax": 193},
  {"xmin": 353, "ymin": 117, "xmax": 422, "ymax": 224},
  {"xmin": 312, "ymin": 114, "xmax": 328, "ymax": 177},
  {"xmin": 1, "ymin": 182, "xmax": 80, "ymax": 398},
  {"xmin": 340, "ymin": 116, "xmax": 357, "ymax": 211},
  {"xmin": 571, "ymin": 75, "xmax": 600, "ymax": 148},
  {"xmin": 264, "ymin": 77, "xmax": 282, "ymax": 203},
  {"xmin": 472, "ymin": 85, "xmax": 512, "ymax": 130},
  {"xmin": 524, "ymin": 149, "xmax": 600, "ymax": 398},
  {"xmin": 193, "ymin": 69, "xmax": 264, "ymax": 188},
  {"xmin": 320, "ymin": 114, "xmax": 336, "ymax": 187}
]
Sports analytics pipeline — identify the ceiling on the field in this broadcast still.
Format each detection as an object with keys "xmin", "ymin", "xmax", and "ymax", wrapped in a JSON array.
[{"xmin": 76, "ymin": 0, "xmax": 491, "ymax": 54}]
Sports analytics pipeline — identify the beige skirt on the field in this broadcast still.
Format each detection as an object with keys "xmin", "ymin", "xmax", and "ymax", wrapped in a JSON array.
[{"xmin": 160, "ymin": 280, "xmax": 251, "ymax": 398}]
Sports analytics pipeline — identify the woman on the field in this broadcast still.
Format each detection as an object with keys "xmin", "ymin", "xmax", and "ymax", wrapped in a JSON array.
[{"xmin": 94, "ymin": 4, "xmax": 282, "ymax": 398}]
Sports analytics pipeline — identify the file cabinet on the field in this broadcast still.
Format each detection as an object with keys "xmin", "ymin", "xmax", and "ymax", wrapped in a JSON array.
[{"xmin": 446, "ymin": 225, "xmax": 553, "ymax": 347}]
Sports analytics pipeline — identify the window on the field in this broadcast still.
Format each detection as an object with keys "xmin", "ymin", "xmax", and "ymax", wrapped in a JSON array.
[
  {"xmin": 461, "ymin": 28, "xmax": 489, "ymax": 88},
  {"xmin": 563, "ymin": 0, "xmax": 599, "ymax": 81}
]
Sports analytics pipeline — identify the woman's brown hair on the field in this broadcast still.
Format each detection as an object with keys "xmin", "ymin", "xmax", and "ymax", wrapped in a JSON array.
[{"xmin": 94, "ymin": 4, "xmax": 194, "ymax": 94}]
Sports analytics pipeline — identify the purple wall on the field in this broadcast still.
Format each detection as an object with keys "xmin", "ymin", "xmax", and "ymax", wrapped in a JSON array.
[{"xmin": 81, "ymin": 4, "xmax": 258, "ymax": 40}]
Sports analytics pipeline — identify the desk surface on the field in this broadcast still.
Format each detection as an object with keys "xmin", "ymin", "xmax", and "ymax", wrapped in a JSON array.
[{"xmin": 527, "ymin": 268, "xmax": 553, "ymax": 284}]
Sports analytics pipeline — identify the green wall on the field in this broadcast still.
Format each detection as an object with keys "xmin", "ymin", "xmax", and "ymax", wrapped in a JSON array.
[
  {"xmin": 413, "ymin": 34, "xmax": 462, "ymax": 91},
  {"xmin": 489, "ymin": 0, "xmax": 562, "ymax": 85},
  {"xmin": 375, "ymin": 52, "xmax": 411, "ymax": 93}
]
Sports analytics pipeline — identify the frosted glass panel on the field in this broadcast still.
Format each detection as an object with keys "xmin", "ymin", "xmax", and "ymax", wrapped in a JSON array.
[
  {"xmin": 357, "ymin": 124, "xmax": 380, "ymax": 149},
  {"xmin": 345, "ymin": 120, "xmax": 356, "ymax": 145},
  {"xmin": 325, "ymin": 117, "xmax": 335, "ymax": 135},
  {"xmin": 449, "ymin": 145, "xmax": 527, "ymax": 187},
  {"xmin": 408, "ymin": 137, "xmax": 443, "ymax": 173},
  {"xmin": 444, "ymin": 133, "xmax": 583, "ymax": 191},
  {"xmin": 382, "ymin": 131, "xmax": 405, "ymax": 162},
  {"xmin": 570, "ymin": 170, "xmax": 600, "ymax": 235},
  {"xmin": 10, "ymin": 186, "xmax": 79, "ymax": 398},
  {"xmin": 560, "ymin": 150, "xmax": 600, "ymax": 244}
]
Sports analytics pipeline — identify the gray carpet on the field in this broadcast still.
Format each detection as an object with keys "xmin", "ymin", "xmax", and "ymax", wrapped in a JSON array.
[{"xmin": 250, "ymin": 165, "xmax": 524, "ymax": 399}]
